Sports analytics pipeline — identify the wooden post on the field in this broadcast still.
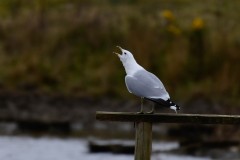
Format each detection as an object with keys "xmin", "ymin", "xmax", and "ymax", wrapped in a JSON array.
[
  {"xmin": 96, "ymin": 111, "xmax": 240, "ymax": 160},
  {"xmin": 96, "ymin": 112, "xmax": 240, "ymax": 124},
  {"xmin": 135, "ymin": 122, "xmax": 152, "ymax": 160}
]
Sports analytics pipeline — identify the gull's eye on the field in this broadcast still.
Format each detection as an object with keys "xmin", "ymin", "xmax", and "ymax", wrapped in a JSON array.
[{"xmin": 124, "ymin": 52, "xmax": 126, "ymax": 55}]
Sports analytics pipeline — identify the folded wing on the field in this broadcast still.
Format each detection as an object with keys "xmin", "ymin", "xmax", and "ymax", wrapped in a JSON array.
[{"xmin": 125, "ymin": 70, "xmax": 170, "ymax": 100}]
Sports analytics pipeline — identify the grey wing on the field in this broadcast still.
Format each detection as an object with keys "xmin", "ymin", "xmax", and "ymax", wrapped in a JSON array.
[{"xmin": 125, "ymin": 70, "xmax": 170, "ymax": 100}]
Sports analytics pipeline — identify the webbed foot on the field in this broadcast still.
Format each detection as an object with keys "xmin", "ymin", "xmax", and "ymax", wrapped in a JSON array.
[
  {"xmin": 146, "ymin": 104, "xmax": 155, "ymax": 114},
  {"xmin": 136, "ymin": 111, "xmax": 144, "ymax": 114},
  {"xmin": 146, "ymin": 110, "xmax": 155, "ymax": 114}
]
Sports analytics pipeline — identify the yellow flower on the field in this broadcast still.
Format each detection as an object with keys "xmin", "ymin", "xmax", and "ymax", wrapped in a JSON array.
[
  {"xmin": 161, "ymin": 10, "xmax": 175, "ymax": 21},
  {"xmin": 167, "ymin": 25, "xmax": 181, "ymax": 35},
  {"xmin": 192, "ymin": 17, "xmax": 204, "ymax": 30}
]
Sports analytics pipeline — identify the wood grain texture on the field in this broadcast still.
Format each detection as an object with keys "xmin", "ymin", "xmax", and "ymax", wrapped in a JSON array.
[{"xmin": 134, "ymin": 122, "xmax": 152, "ymax": 160}]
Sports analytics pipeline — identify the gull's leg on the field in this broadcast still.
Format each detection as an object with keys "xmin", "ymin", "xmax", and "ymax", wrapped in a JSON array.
[
  {"xmin": 135, "ymin": 98, "xmax": 144, "ymax": 128},
  {"xmin": 137, "ymin": 97, "xmax": 144, "ymax": 114},
  {"xmin": 146, "ymin": 103, "xmax": 155, "ymax": 114}
]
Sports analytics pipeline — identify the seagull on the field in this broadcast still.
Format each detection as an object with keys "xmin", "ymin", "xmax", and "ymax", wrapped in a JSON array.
[{"xmin": 114, "ymin": 46, "xmax": 180, "ymax": 114}]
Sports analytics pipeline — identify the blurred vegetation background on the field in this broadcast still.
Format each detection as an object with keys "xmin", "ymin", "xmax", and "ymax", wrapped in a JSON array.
[{"xmin": 0, "ymin": 0, "xmax": 240, "ymax": 106}]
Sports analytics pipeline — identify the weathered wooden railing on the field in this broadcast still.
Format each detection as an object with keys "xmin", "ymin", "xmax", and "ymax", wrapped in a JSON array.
[{"xmin": 96, "ymin": 111, "xmax": 240, "ymax": 160}]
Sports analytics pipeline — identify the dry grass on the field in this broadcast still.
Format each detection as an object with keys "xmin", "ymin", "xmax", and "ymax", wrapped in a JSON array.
[{"xmin": 0, "ymin": 0, "xmax": 239, "ymax": 104}]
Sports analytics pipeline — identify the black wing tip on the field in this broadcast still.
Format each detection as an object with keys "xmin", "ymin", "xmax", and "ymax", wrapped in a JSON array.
[
  {"xmin": 176, "ymin": 105, "xmax": 180, "ymax": 110},
  {"xmin": 145, "ymin": 97, "xmax": 181, "ymax": 110}
]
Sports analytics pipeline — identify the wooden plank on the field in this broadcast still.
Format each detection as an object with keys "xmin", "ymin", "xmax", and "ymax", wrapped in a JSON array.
[
  {"xmin": 96, "ymin": 111, "xmax": 240, "ymax": 125},
  {"xmin": 134, "ymin": 122, "xmax": 152, "ymax": 160}
]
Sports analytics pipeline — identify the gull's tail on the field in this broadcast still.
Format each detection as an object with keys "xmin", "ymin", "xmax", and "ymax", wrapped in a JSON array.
[{"xmin": 145, "ymin": 97, "xmax": 180, "ymax": 111}]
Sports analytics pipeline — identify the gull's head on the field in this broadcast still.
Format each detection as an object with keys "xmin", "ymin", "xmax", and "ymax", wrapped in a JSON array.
[
  {"xmin": 170, "ymin": 105, "xmax": 180, "ymax": 114},
  {"xmin": 113, "ymin": 46, "xmax": 135, "ymax": 63}
]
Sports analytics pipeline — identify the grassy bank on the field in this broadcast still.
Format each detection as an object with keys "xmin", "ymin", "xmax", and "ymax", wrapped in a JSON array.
[{"xmin": 0, "ymin": 0, "xmax": 239, "ymax": 105}]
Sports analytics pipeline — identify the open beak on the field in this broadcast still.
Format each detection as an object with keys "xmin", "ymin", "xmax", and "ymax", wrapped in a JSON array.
[
  {"xmin": 113, "ymin": 46, "xmax": 123, "ymax": 56},
  {"xmin": 116, "ymin": 46, "xmax": 123, "ymax": 51}
]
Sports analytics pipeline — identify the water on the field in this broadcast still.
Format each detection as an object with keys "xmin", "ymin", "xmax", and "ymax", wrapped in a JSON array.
[{"xmin": 0, "ymin": 136, "xmax": 210, "ymax": 160}]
